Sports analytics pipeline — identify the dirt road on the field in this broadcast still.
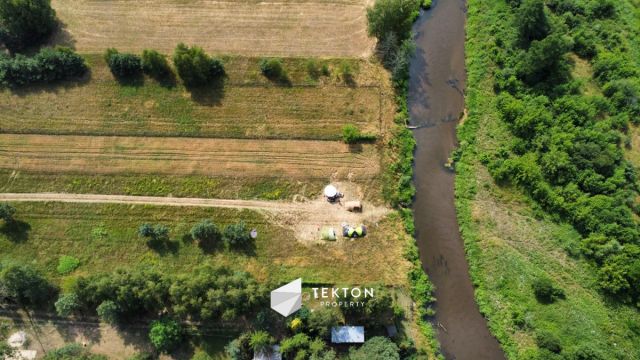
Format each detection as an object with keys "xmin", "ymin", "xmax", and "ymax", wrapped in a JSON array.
[{"xmin": 0, "ymin": 187, "xmax": 390, "ymax": 242}]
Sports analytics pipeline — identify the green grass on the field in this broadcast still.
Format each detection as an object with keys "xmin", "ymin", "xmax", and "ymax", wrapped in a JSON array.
[
  {"xmin": 457, "ymin": 0, "xmax": 640, "ymax": 358},
  {"xmin": 0, "ymin": 202, "xmax": 411, "ymax": 286},
  {"xmin": 0, "ymin": 171, "xmax": 323, "ymax": 201}
]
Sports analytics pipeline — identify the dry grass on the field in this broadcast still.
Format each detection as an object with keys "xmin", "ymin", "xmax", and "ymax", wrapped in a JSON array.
[
  {"xmin": 0, "ymin": 134, "xmax": 381, "ymax": 180},
  {"xmin": 50, "ymin": 0, "xmax": 376, "ymax": 58},
  {"xmin": 0, "ymin": 55, "xmax": 385, "ymax": 140}
]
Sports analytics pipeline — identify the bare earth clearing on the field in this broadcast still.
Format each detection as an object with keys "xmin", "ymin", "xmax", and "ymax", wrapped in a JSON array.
[
  {"xmin": 50, "ymin": 0, "xmax": 376, "ymax": 58},
  {"xmin": 0, "ymin": 134, "xmax": 380, "ymax": 180},
  {"xmin": 0, "ymin": 182, "xmax": 389, "ymax": 243}
]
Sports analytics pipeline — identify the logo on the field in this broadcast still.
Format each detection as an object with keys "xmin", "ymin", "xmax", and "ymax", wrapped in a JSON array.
[
  {"xmin": 312, "ymin": 286, "xmax": 374, "ymax": 308},
  {"xmin": 271, "ymin": 278, "xmax": 302, "ymax": 316}
]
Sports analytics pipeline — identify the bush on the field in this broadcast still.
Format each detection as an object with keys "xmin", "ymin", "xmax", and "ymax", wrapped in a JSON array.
[
  {"xmin": 104, "ymin": 49, "xmax": 142, "ymax": 79},
  {"xmin": 249, "ymin": 331, "xmax": 273, "ymax": 354},
  {"xmin": 0, "ymin": 47, "xmax": 87, "ymax": 87},
  {"xmin": 222, "ymin": 221, "xmax": 251, "ymax": 247},
  {"xmin": 149, "ymin": 318, "xmax": 182, "ymax": 353},
  {"xmin": 259, "ymin": 58, "xmax": 286, "ymax": 81},
  {"xmin": 225, "ymin": 333, "xmax": 252, "ymax": 360},
  {"xmin": 96, "ymin": 300, "xmax": 120, "ymax": 324},
  {"xmin": 534, "ymin": 330, "xmax": 562, "ymax": 353},
  {"xmin": 342, "ymin": 124, "xmax": 376, "ymax": 143},
  {"xmin": 55, "ymin": 293, "xmax": 80, "ymax": 316},
  {"xmin": 141, "ymin": 49, "xmax": 172, "ymax": 79},
  {"xmin": 0, "ymin": 0, "xmax": 57, "ymax": 51},
  {"xmin": 306, "ymin": 59, "xmax": 321, "ymax": 79},
  {"xmin": 173, "ymin": 43, "xmax": 224, "ymax": 87},
  {"xmin": 0, "ymin": 203, "xmax": 16, "ymax": 223},
  {"xmin": 349, "ymin": 337, "xmax": 400, "ymax": 360},
  {"xmin": 191, "ymin": 220, "xmax": 221, "ymax": 244},
  {"xmin": 43, "ymin": 344, "xmax": 107, "ymax": 360},
  {"xmin": 57, "ymin": 255, "xmax": 80, "ymax": 275},
  {"xmin": 532, "ymin": 277, "xmax": 565, "ymax": 303},
  {"xmin": 366, "ymin": 0, "xmax": 420, "ymax": 41}
]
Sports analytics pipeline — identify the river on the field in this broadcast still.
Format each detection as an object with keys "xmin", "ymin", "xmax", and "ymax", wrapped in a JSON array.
[{"xmin": 408, "ymin": 0, "xmax": 506, "ymax": 359}]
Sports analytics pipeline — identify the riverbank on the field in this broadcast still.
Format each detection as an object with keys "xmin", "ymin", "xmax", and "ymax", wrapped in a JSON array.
[{"xmin": 456, "ymin": 0, "xmax": 640, "ymax": 358}]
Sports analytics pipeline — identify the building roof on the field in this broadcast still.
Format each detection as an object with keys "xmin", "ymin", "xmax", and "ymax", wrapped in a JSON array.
[{"xmin": 331, "ymin": 326, "xmax": 365, "ymax": 343}]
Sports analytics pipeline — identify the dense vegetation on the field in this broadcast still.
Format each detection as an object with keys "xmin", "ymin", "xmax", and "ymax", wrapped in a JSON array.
[
  {"xmin": 173, "ymin": 43, "xmax": 225, "ymax": 87},
  {"xmin": 0, "ymin": 0, "xmax": 57, "ymax": 51},
  {"xmin": 458, "ymin": 0, "xmax": 640, "ymax": 358},
  {"xmin": 104, "ymin": 48, "xmax": 143, "ymax": 79},
  {"xmin": 484, "ymin": 0, "xmax": 640, "ymax": 307},
  {"xmin": 0, "ymin": 47, "xmax": 87, "ymax": 87}
]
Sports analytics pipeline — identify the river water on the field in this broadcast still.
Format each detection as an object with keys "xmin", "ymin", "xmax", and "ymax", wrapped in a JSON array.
[{"xmin": 408, "ymin": 0, "xmax": 506, "ymax": 359}]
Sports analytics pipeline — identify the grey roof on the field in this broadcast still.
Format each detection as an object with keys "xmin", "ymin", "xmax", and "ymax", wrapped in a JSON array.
[{"xmin": 331, "ymin": 326, "xmax": 365, "ymax": 343}]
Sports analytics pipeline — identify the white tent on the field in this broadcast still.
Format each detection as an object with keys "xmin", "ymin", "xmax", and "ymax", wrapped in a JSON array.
[
  {"xmin": 324, "ymin": 185, "xmax": 338, "ymax": 198},
  {"xmin": 7, "ymin": 331, "xmax": 27, "ymax": 348}
]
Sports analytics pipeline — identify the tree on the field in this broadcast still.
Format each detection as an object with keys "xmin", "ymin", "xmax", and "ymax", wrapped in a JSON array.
[
  {"xmin": 149, "ymin": 318, "xmax": 182, "ymax": 353},
  {"xmin": 0, "ymin": 263, "xmax": 55, "ymax": 307},
  {"xmin": 259, "ymin": 58, "xmax": 286, "ymax": 81},
  {"xmin": 226, "ymin": 332, "xmax": 253, "ymax": 360},
  {"xmin": 43, "ymin": 344, "xmax": 107, "ymax": 360},
  {"xmin": 366, "ymin": 0, "xmax": 419, "ymax": 42},
  {"xmin": 138, "ymin": 223, "xmax": 170, "ymax": 243},
  {"xmin": 534, "ymin": 330, "xmax": 562, "ymax": 353},
  {"xmin": 532, "ymin": 277, "xmax": 565, "ymax": 303},
  {"xmin": 191, "ymin": 219, "xmax": 221, "ymax": 246},
  {"xmin": 142, "ymin": 49, "xmax": 171, "ymax": 79},
  {"xmin": 104, "ymin": 49, "xmax": 142, "ymax": 79},
  {"xmin": 280, "ymin": 333, "xmax": 311, "ymax": 359},
  {"xmin": 348, "ymin": 337, "xmax": 400, "ymax": 360},
  {"xmin": 0, "ymin": 203, "xmax": 16, "ymax": 223},
  {"xmin": 0, "ymin": 47, "xmax": 87, "ymax": 87},
  {"xmin": 223, "ymin": 221, "xmax": 251, "ymax": 247},
  {"xmin": 96, "ymin": 300, "xmax": 120, "ymax": 324},
  {"xmin": 307, "ymin": 308, "xmax": 340, "ymax": 339},
  {"xmin": 517, "ymin": 0, "xmax": 550, "ymax": 45},
  {"xmin": 249, "ymin": 331, "xmax": 273, "ymax": 354},
  {"xmin": 0, "ymin": 0, "xmax": 57, "ymax": 51},
  {"xmin": 55, "ymin": 293, "xmax": 80, "ymax": 316},
  {"xmin": 173, "ymin": 43, "xmax": 224, "ymax": 87}
]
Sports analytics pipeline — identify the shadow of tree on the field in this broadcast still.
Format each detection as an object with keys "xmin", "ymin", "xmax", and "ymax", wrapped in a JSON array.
[
  {"xmin": 188, "ymin": 77, "xmax": 226, "ymax": 106},
  {"xmin": 146, "ymin": 238, "xmax": 179, "ymax": 256},
  {"xmin": 7, "ymin": 69, "xmax": 93, "ymax": 97},
  {"xmin": 0, "ymin": 220, "xmax": 31, "ymax": 243}
]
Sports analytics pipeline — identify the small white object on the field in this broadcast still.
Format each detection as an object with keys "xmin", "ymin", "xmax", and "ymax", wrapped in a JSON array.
[
  {"xmin": 324, "ymin": 185, "xmax": 338, "ymax": 198},
  {"xmin": 8, "ymin": 331, "xmax": 27, "ymax": 348},
  {"xmin": 250, "ymin": 229, "xmax": 258, "ymax": 239}
]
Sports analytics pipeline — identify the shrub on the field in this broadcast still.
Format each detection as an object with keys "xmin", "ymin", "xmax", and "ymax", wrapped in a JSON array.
[
  {"xmin": 0, "ymin": 0, "xmax": 57, "ymax": 51},
  {"xmin": 0, "ymin": 47, "xmax": 87, "ymax": 87},
  {"xmin": 191, "ymin": 220, "xmax": 221, "ymax": 244},
  {"xmin": 173, "ymin": 43, "xmax": 224, "ymax": 87},
  {"xmin": 138, "ymin": 223, "xmax": 170, "ymax": 242},
  {"xmin": 55, "ymin": 293, "xmax": 80, "ymax": 316},
  {"xmin": 349, "ymin": 337, "xmax": 400, "ymax": 360},
  {"xmin": 142, "ymin": 49, "xmax": 172, "ymax": 79},
  {"xmin": 104, "ymin": 49, "xmax": 142, "ymax": 79},
  {"xmin": 366, "ymin": 0, "xmax": 420, "ymax": 41},
  {"xmin": 342, "ymin": 124, "xmax": 376, "ymax": 143},
  {"xmin": 534, "ymin": 330, "xmax": 562, "ymax": 353},
  {"xmin": 0, "ymin": 203, "xmax": 16, "ymax": 223},
  {"xmin": 248, "ymin": 331, "xmax": 273, "ymax": 354},
  {"xmin": 226, "ymin": 333, "xmax": 252, "ymax": 360},
  {"xmin": 532, "ymin": 276, "xmax": 565, "ymax": 303},
  {"xmin": 259, "ymin": 58, "xmax": 286, "ymax": 81},
  {"xmin": 96, "ymin": 300, "xmax": 120, "ymax": 324},
  {"xmin": 149, "ymin": 318, "xmax": 182, "ymax": 353},
  {"xmin": 222, "ymin": 221, "xmax": 251, "ymax": 247},
  {"xmin": 57, "ymin": 256, "xmax": 80, "ymax": 275},
  {"xmin": 306, "ymin": 59, "xmax": 321, "ymax": 79},
  {"xmin": 43, "ymin": 344, "xmax": 107, "ymax": 360}
]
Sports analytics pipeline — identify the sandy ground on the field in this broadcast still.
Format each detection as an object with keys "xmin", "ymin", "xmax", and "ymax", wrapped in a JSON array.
[
  {"xmin": 50, "ymin": 0, "xmax": 376, "ymax": 58},
  {"xmin": 0, "ymin": 182, "xmax": 389, "ymax": 242}
]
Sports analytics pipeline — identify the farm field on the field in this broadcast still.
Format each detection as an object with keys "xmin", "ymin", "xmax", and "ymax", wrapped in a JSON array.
[
  {"xmin": 50, "ymin": 0, "xmax": 376, "ymax": 58},
  {"xmin": 0, "ymin": 56, "xmax": 387, "ymax": 140},
  {"xmin": 0, "ymin": 202, "xmax": 410, "ymax": 287},
  {"xmin": 0, "ymin": 134, "xmax": 380, "ymax": 179}
]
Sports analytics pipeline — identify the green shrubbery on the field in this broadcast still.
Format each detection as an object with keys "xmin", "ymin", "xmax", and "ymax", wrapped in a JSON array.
[
  {"xmin": 485, "ymin": 0, "xmax": 640, "ymax": 307},
  {"xmin": 341, "ymin": 124, "xmax": 376, "ymax": 143},
  {"xmin": 532, "ymin": 277, "xmax": 565, "ymax": 303},
  {"xmin": 0, "ymin": 262, "xmax": 56, "ymax": 308},
  {"xmin": 141, "ymin": 49, "xmax": 172, "ymax": 79},
  {"xmin": 42, "ymin": 344, "xmax": 106, "ymax": 360},
  {"xmin": 0, "ymin": 47, "xmax": 87, "ymax": 87},
  {"xmin": 173, "ymin": 43, "xmax": 225, "ymax": 87},
  {"xmin": 149, "ymin": 318, "xmax": 183, "ymax": 353},
  {"xmin": 104, "ymin": 48, "xmax": 142, "ymax": 79},
  {"xmin": 259, "ymin": 58, "xmax": 287, "ymax": 82},
  {"xmin": 57, "ymin": 255, "xmax": 80, "ymax": 274}
]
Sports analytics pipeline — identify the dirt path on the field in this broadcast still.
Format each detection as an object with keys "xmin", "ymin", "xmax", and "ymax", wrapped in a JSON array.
[{"xmin": 0, "ymin": 185, "xmax": 390, "ymax": 242}]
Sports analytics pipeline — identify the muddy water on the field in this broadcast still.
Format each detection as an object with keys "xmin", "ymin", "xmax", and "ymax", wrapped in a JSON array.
[{"xmin": 408, "ymin": 0, "xmax": 506, "ymax": 359}]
